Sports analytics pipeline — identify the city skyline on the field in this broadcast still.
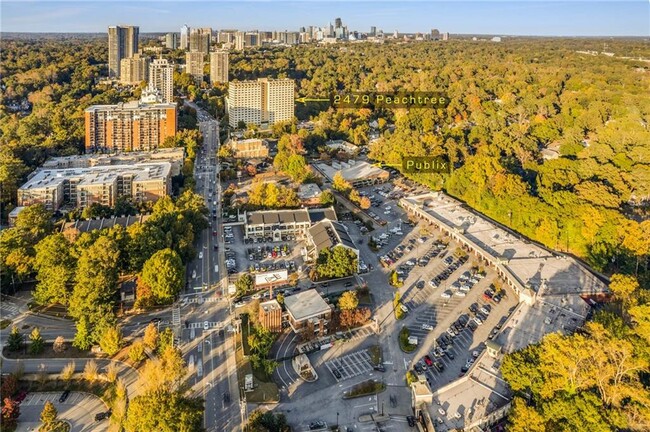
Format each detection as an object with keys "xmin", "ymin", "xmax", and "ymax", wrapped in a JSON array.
[{"xmin": 2, "ymin": 1, "xmax": 649, "ymax": 36}]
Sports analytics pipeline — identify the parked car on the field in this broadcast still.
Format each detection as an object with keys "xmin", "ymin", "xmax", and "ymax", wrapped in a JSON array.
[
  {"xmin": 59, "ymin": 390, "xmax": 70, "ymax": 403},
  {"xmin": 421, "ymin": 323, "xmax": 434, "ymax": 331}
]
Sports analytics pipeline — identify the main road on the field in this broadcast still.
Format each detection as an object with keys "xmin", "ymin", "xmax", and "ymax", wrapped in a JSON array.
[{"xmin": 181, "ymin": 99, "xmax": 242, "ymax": 432}]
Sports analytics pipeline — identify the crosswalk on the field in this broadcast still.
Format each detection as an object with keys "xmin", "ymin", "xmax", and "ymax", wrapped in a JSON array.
[
  {"xmin": 172, "ymin": 305, "xmax": 181, "ymax": 327},
  {"xmin": 1, "ymin": 302, "xmax": 20, "ymax": 319},
  {"xmin": 182, "ymin": 296, "xmax": 221, "ymax": 304},
  {"xmin": 187, "ymin": 321, "xmax": 225, "ymax": 330}
]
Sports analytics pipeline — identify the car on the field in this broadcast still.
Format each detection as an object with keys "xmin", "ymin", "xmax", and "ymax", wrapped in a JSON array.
[
  {"xmin": 441, "ymin": 291, "xmax": 452, "ymax": 299},
  {"xmin": 433, "ymin": 361, "xmax": 444, "ymax": 372},
  {"xmin": 310, "ymin": 421, "xmax": 327, "ymax": 430},
  {"xmin": 421, "ymin": 323, "xmax": 434, "ymax": 331},
  {"xmin": 59, "ymin": 390, "xmax": 70, "ymax": 403},
  {"xmin": 429, "ymin": 280, "xmax": 438, "ymax": 288},
  {"xmin": 95, "ymin": 411, "xmax": 111, "ymax": 421},
  {"xmin": 469, "ymin": 303, "xmax": 479, "ymax": 313},
  {"xmin": 446, "ymin": 351, "xmax": 455, "ymax": 360},
  {"xmin": 333, "ymin": 369, "xmax": 342, "ymax": 379},
  {"xmin": 400, "ymin": 304, "xmax": 409, "ymax": 313},
  {"xmin": 454, "ymin": 291, "xmax": 466, "ymax": 297},
  {"xmin": 407, "ymin": 415, "xmax": 417, "ymax": 427},
  {"xmin": 416, "ymin": 280, "xmax": 425, "ymax": 289},
  {"xmin": 198, "ymin": 252, "xmax": 203, "ymax": 260},
  {"xmin": 473, "ymin": 317, "xmax": 483, "ymax": 325},
  {"xmin": 223, "ymin": 392, "xmax": 231, "ymax": 404},
  {"xmin": 423, "ymin": 355, "xmax": 433, "ymax": 366},
  {"xmin": 203, "ymin": 321, "xmax": 210, "ymax": 330},
  {"xmin": 480, "ymin": 305, "xmax": 491, "ymax": 315},
  {"xmin": 344, "ymin": 281, "xmax": 353, "ymax": 287},
  {"xmin": 446, "ymin": 328, "xmax": 456, "ymax": 337},
  {"xmin": 373, "ymin": 365, "xmax": 386, "ymax": 372},
  {"xmin": 251, "ymin": 293, "xmax": 261, "ymax": 300},
  {"xmin": 234, "ymin": 301, "xmax": 245, "ymax": 308}
]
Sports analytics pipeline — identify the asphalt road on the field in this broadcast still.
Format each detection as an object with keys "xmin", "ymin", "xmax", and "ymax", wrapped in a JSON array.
[{"xmin": 181, "ymin": 100, "xmax": 242, "ymax": 432}]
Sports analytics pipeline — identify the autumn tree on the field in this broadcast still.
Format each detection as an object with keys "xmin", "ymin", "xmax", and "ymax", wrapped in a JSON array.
[
  {"xmin": 143, "ymin": 323, "xmax": 159, "ymax": 351},
  {"xmin": 33, "ymin": 233, "xmax": 75, "ymax": 306},
  {"xmin": 338, "ymin": 290, "xmax": 359, "ymax": 311},
  {"xmin": 99, "ymin": 326, "xmax": 124, "ymax": 356},
  {"xmin": 52, "ymin": 336, "xmax": 65, "ymax": 353},
  {"xmin": 129, "ymin": 341, "xmax": 146, "ymax": 363},
  {"xmin": 332, "ymin": 171, "xmax": 351, "ymax": 194},
  {"xmin": 1, "ymin": 397, "xmax": 20, "ymax": 431},
  {"xmin": 29, "ymin": 327, "xmax": 44, "ymax": 355}
]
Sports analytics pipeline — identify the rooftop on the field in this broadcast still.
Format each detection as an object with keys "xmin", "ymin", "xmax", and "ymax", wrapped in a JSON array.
[
  {"xmin": 284, "ymin": 289, "xmax": 331, "ymax": 322},
  {"xmin": 314, "ymin": 160, "xmax": 389, "ymax": 182},
  {"xmin": 62, "ymin": 214, "xmax": 152, "ymax": 234},
  {"xmin": 259, "ymin": 299, "xmax": 282, "ymax": 313},
  {"xmin": 297, "ymin": 183, "xmax": 322, "ymax": 200},
  {"xmin": 20, "ymin": 163, "xmax": 172, "ymax": 191},
  {"xmin": 245, "ymin": 207, "xmax": 337, "ymax": 226},
  {"xmin": 308, "ymin": 219, "xmax": 357, "ymax": 254}
]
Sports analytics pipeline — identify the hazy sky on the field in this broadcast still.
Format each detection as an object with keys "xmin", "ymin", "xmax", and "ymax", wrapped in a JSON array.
[{"xmin": 2, "ymin": 1, "xmax": 649, "ymax": 36}]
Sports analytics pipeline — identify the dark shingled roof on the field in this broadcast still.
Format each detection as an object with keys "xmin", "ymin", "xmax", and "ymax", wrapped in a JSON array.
[
  {"xmin": 308, "ymin": 219, "xmax": 357, "ymax": 253},
  {"xmin": 246, "ymin": 208, "xmax": 336, "ymax": 226},
  {"xmin": 62, "ymin": 214, "xmax": 151, "ymax": 233}
]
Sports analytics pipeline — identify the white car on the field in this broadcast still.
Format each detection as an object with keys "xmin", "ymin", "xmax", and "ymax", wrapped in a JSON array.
[
  {"xmin": 421, "ymin": 323, "xmax": 434, "ymax": 331},
  {"xmin": 454, "ymin": 291, "xmax": 466, "ymax": 297},
  {"xmin": 203, "ymin": 321, "xmax": 209, "ymax": 330},
  {"xmin": 441, "ymin": 291, "xmax": 452, "ymax": 299},
  {"xmin": 198, "ymin": 252, "xmax": 203, "ymax": 260},
  {"xmin": 429, "ymin": 280, "xmax": 438, "ymax": 288},
  {"xmin": 251, "ymin": 294, "xmax": 261, "ymax": 300},
  {"xmin": 459, "ymin": 285, "xmax": 471, "ymax": 292},
  {"xmin": 473, "ymin": 317, "xmax": 483, "ymax": 325}
]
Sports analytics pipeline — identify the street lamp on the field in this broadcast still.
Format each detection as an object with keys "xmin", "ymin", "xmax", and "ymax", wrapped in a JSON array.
[{"xmin": 336, "ymin": 412, "xmax": 339, "ymax": 428}]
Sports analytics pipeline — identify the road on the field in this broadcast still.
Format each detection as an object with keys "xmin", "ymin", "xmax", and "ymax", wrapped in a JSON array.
[{"xmin": 181, "ymin": 99, "xmax": 242, "ymax": 432}]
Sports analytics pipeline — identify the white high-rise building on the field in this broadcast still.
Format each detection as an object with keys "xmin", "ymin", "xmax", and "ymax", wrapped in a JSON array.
[
  {"xmin": 226, "ymin": 78, "xmax": 294, "ymax": 128},
  {"xmin": 149, "ymin": 58, "xmax": 174, "ymax": 103},
  {"xmin": 235, "ymin": 31, "xmax": 245, "ymax": 50},
  {"xmin": 209, "ymin": 50, "xmax": 229, "ymax": 84},
  {"xmin": 185, "ymin": 51, "xmax": 204, "ymax": 84},
  {"xmin": 180, "ymin": 24, "xmax": 190, "ymax": 50}
]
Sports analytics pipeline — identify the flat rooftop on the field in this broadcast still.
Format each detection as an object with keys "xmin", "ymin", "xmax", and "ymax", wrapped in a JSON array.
[
  {"xmin": 402, "ymin": 192, "xmax": 607, "ymax": 298},
  {"xmin": 260, "ymin": 299, "xmax": 282, "ymax": 313},
  {"xmin": 297, "ymin": 183, "xmax": 322, "ymax": 200},
  {"xmin": 284, "ymin": 289, "xmax": 331, "ymax": 322},
  {"xmin": 314, "ymin": 160, "xmax": 388, "ymax": 182},
  {"xmin": 245, "ymin": 207, "xmax": 337, "ymax": 226},
  {"xmin": 429, "ymin": 355, "xmax": 512, "ymax": 431},
  {"xmin": 20, "ymin": 163, "xmax": 171, "ymax": 190}
]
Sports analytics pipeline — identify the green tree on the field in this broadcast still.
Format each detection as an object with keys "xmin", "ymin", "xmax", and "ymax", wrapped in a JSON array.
[
  {"xmin": 6, "ymin": 326, "xmax": 22, "ymax": 352},
  {"xmin": 315, "ymin": 246, "xmax": 358, "ymax": 279},
  {"xmin": 235, "ymin": 273, "xmax": 254, "ymax": 298},
  {"xmin": 29, "ymin": 327, "xmax": 44, "ymax": 355},
  {"xmin": 124, "ymin": 391, "xmax": 203, "ymax": 432},
  {"xmin": 320, "ymin": 189, "xmax": 335, "ymax": 206},
  {"xmin": 140, "ymin": 249, "xmax": 184, "ymax": 305},
  {"xmin": 33, "ymin": 233, "xmax": 75, "ymax": 306},
  {"xmin": 72, "ymin": 316, "xmax": 92, "ymax": 351},
  {"xmin": 99, "ymin": 326, "xmax": 123, "ymax": 356},
  {"xmin": 338, "ymin": 290, "xmax": 359, "ymax": 311}
]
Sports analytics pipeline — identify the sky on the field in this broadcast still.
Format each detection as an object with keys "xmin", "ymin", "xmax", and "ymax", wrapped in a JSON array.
[{"xmin": 1, "ymin": 1, "xmax": 649, "ymax": 36}]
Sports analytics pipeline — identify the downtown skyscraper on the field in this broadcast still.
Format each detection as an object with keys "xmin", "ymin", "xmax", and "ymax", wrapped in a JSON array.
[{"xmin": 108, "ymin": 25, "xmax": 139, "ymax": 78}]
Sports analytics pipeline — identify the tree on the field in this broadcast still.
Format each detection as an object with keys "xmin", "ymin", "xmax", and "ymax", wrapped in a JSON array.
[
  {"xmin": 99, "ymin": 326, "xmax": 123, "ymax": 356},
  {"xmin": 124, "ymin": 391, "xmax": 203, "ymax": 432},
  {"xmin": 508, "ymin": 397, "xmax": 546, "ymax": 432},
  {"xmin": 332, "ymin": 171, "xmax": 351, "ymax": 193},
  {"xmin": 33, "ymin": 233, "xmax": 75, "ymax": 306},
  {"xmin": 276, "ymin": 293, "xmax": 285, "ymax": 305},
  {"xmin": 106, "ymin": 362, "xmax": 118, "ymax": 383},
  {"xmin": 39, "ymin": 401, "xmax": 58, "ymax": 427},
  {"xmin": 6, "ymin": 326, "xmax": 22, "ymax": 352},
  {"xmin": 158, "ymin": 328, "xmax": 175, "ymax": 355},
  {"xmin": 60, "ymin": 362, "xmax": 75, "ymax": 381},
  {"xmin": 140, "ymin": 249, "xmax": 184, "ymax": 305},
  {"xmin": 0, "ymin": 374, "xmax": 18, "ymax": 399},
  {"xmin": 2, "ymin": 397, "xmax": 20, "ymax": 431},
  {"xmin": 247, "ymin": 409, "xmax": 290, "ymax": 432},
  {"xmin": 69, "ymin": 235, "xmax": 120, "ymax": 345},
  {"xmin": 320, "ymin": 189, "xmax": 335, "ymax": 206},
  {"xmin": 235, "ymin": 273, "xmax": 254, "ymax": 298},
  {"xmin": 359, "ymin": 196, "xmax": 371, "ymax": 210},
  {"xmin": 143, "ymin": 323, "xmax": 159, "ymax": 351},
  {"xmin": 315, "ymin": 246, "xmax": 358, "ymax": 279},
  {"xmin": 29, "ymin": 327, "xmax": 44, "ymax": 355},
  {"xmin": 338, "ymin": 290, "xmax": 359, "ymax": 311},
  {"xmin": 83, "ymin": 359, "xmax": 99, "ymax": 382},
  {"xmin": 52, "ymin": 336, "xmax": 65, "ymax": 353},
  {"xmin": 608, "ymin": 274, "xmax": 639, "ymax": 307},
  {"xmin": 129, "ymin": 341, "xmax": 146, "ymax": 363},
  {"xmin": 139, "ymin": 347, "xmax": 187, "ymax": 393}
]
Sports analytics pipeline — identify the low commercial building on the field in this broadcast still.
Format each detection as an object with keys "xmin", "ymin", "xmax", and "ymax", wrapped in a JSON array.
[
  {"xmin": 62, "ymin": 214, "xmax": 151, "ymax": 236},
  {"xmin": 313, "ymin": 160, "xmax": 389, "ymax": 188},
  {"xmin": 244, "ymin": 207, "xmax": 337, "ymax": 241},
  {"xmin": 305, "ymin": 219, "xmax": 359, "ymax": 267},
  {"xmin": 254, "ymin": 269, "xmax": 288, "ymax": 290},
  {"xmin": 225, "ymin": 138, "xmax": 269, "ymax": 159},
  {"xmin": 297, "ymin": 183, "xmax": 322, "ymax": 206},
  {"xmin": 42, "ymin": 147, "xmax": 185, "ymax": 176},
  {"xmin": 325, "ymin": 139, "xmax": 358, "ymax": 154},
  {"xmin": 258, "ymin": 299, "xmax": 283, "ymax": 333},
  {"xmin": 18, "ymin": 163, "xmax": 171, "ymax": 211},
  {"xmin": 283, "ymin": 289, "xmax": 332, "ymax": 336}
]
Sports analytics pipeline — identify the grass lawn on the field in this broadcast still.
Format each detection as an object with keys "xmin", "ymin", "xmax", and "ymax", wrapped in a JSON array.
[
  {"xmin": 234, "ymin": 331, "xmax": 279, "ymax": 404},
  {"xmin": 368, "ymin": 345, "xmax": 382, "ymax": 366},
  {"xmin": 398, "ymin": 327, "xmax": 417, "ymax": 353},
  {"xmin": 343, "ymin": 379, "xmax": 386, "ymax": 399}
]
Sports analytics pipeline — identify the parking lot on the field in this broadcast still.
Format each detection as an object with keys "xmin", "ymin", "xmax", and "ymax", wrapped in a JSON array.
[
  {"xmin": 324, "ymin": 349, "xmax": 373, "ymax": 382},
  {"xmin": 16, "ymin": 392, "xmax": 110, "ymax": 432}
]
